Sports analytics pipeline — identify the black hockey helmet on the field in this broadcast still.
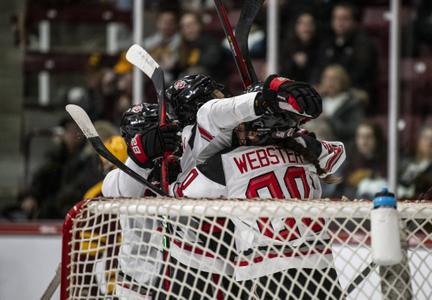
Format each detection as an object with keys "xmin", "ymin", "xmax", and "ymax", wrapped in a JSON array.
[
  {"xmin": 120, "ymin": 103, "xmax": 159, "ymax": 142},
  {"xmin": 165, "ymin": 74, "xmax": 224, "ymax": 126},
  {"xmin": 238, "ymin": 112, "xmax": 303, "ymax": 146}
]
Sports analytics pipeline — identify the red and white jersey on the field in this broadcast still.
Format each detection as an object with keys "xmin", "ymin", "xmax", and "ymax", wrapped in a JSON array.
[
  {"xmin": 102, "ymin": 158, "xmax": 153, "ymax": 198},
  {"xmin": 178, "ymin": 138, "xmax": 345, "ymax": 198},
  {"xmin": 176, "ymin": 140, "xmax": 345, "ymax": 280},
  {"xmin": 223, "ymin": 146, "xmax": 322, "ymax": 199},
  {"xmin": 177, "ymin": 92, "xmax": 259, "ymax": 182}
]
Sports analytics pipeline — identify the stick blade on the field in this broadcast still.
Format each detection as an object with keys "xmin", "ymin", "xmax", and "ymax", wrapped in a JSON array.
[
  {"xmin": 65, "ymin": 104, "xmax": 98, "ymax": 138},
  {"xmin": 126, "ymin": 44, "xmax": 159, "ymax": 78}
]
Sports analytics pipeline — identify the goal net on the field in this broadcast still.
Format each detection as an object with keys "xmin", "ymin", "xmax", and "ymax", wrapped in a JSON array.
[{"xmin": 60, "ymin": 198, "xmax": 432, "ymax": 300}]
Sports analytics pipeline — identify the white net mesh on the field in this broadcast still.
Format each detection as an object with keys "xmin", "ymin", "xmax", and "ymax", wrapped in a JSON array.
[{"xmin": 61, "ymin": 198, "xmax": 432, "ymax": 300}]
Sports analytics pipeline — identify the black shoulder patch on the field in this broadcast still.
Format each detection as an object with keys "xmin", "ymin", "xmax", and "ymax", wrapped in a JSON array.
[
  {"xmin": 197, "ymin": 152, "xmax": 226, "ymax": 185},
  {"xmin": 188, "ymin": 124, "xmax": 197, "ymax": 150}
]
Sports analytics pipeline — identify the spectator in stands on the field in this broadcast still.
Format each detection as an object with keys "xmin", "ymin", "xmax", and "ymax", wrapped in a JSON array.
[
  {"xmin": 314, "ymin": 2, "xmax": 377, "ymax": 93},
  {"xmin": 7, "ymin": 118, "xmax": 104, "ymax": 219},
  {"xmin": 315, "ymin": 64, "xmax": 365, "ymax": 146},
  {"xmin": 399, "ymin": 125, "xmax": 432, "ymax": 199},
  {"xmin": 180, "ymin": 0, "xmax": 214, "ymax": 11},
  {"xmin": 113, "ymin": 56, "xmax": 133, "ymax": 125},
  {"xmin": 176, "ymin": 12, "xmax": 225, "ymax": 81},
  {"xmin": 144, "ymin": 10, "xmax": 180, "ymax": 83},
  {"xmin": 83, "ymin": 135, "xmax": 127, "ymax": 199},
  {"xmin": 341, "ymin": 120, "xmax": 387, "ymax": 199},
  {"xmin": 65, "ymin": 53, "xmax": 113, "ymax": 122},
  {"xmin": 97, "ymin": 68, "xmax": 121, "ymax": 122},
  {"xmin": 403, "ymin": 0, "xmax": 432, "ymax": 57},
  {"xmin": 280, "ymin": 11, "xmax": 320, "ymax": 82},
  {"xmin": 54, "ymin": 121, "xmax": 119, "ymax": 216}
]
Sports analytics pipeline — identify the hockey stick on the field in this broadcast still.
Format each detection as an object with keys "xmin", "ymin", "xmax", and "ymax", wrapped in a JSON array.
[
  {"xmin": 125, "ymin": 45, "xmax": 173, "ymax": 291},
  {"xmin": 125, "ymin": 44, "xmax": 170, "ymax": 193},
  {"xmin": 213, "ymin": 0, "xmax": 252, "ymax": 88},
  {"xmin": 40, "ymin": 264, "xmax": 61, "ymax": 300},
  {"xmin": 65, "ymin": 104, "xmax": 167, "ymax": 197},
  {"xmin": 343, "ymin": 261, "xmax": 377, "ymax": 296},
  {"xmin": 235, "ymin": 0, "xmax": 264, "ymax": 83}
]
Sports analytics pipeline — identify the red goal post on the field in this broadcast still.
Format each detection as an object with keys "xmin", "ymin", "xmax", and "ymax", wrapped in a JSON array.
[{"xmin": 60, "ymin": 198, "xmax": 432, "ymax": 300}]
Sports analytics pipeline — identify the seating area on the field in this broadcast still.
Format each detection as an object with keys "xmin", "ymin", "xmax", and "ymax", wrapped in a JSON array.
[{"xmin": 8, "ymin": 0, "xmax": 432, "ymax": 218}]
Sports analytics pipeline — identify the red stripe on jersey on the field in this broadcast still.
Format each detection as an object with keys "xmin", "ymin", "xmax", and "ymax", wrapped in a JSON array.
[
  {"xmin": 212, "ymin": 274, "xmax": 224, "ymax": 300},
  {"xmin": 325, "ymin": 144, "xmax": 343, "ymax": 173},
  {"xmin": 173, "ymin": 239, "xmax": 216, "ymax": 258},
  {"xmin": 201, "ymin": 218, "xmax": 227, "ymax": 233},
  {"xmin": 198, "ymin": 126, "xmax": 214, "ymax": 142},
  {"xmin": 269, "ymin": 77, "xmax": 292, "ymax": 91},
  {"xmin": 163, "ymin": 250, "xmax": 171, "ymax": 291},
  {"xmin": 235, "ymin": 247, "xmax": 332, "ymax": 267}
]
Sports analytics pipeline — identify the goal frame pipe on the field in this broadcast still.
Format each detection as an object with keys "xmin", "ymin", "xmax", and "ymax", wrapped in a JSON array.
[
  {"xmin": 85, "ymin": 198, "xmax": 432, "ymax": 219},
  {"xmin": 60, "ymin": 199, "xmax": 92, "ymax": 300}
]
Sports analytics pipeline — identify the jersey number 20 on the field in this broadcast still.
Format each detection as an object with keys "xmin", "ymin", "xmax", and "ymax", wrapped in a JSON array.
[
  {"xmin": 246, "ymin": 167, "xmax": 310, "ymax": 199},
  {"xmin": 246, "ymin": 167, "xmax": 322, "ymax": 241}
]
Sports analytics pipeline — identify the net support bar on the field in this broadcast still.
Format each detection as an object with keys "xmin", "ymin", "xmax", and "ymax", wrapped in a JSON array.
[
  {"xmin": 132, "ymin": 0, "xmax": 143, "ymax": 105},
  {"xmin": 388, "ymin": 0, "xmax": 401, "ymax": 194},
  {"xmin": 267, "ymin": 0, "xmax": 278, "ymax": 75}
]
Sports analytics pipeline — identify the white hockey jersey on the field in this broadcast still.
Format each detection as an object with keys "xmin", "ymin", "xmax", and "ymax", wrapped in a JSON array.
[
  {"xmin": 177, "ymin": 92, "xmax": 259, "ymax": 182},
  {"xmin": 177, "ymin": 140, "xmax": 346, "ymax": 280}
]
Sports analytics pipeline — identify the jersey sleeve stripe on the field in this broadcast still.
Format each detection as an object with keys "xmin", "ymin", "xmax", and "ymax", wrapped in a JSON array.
[
  {"xmin": 324, "ymin": 145, "xmax": 343, "ymax": 173},
  {"xmin": 198, "ymin": 126, "xmax": 214, "ymax": 142}
]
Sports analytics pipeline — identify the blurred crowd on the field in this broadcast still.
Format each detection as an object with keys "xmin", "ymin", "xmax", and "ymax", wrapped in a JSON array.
[{"xmin": 4, "ymin": 0, "xmax": 432, "ymax": 220}]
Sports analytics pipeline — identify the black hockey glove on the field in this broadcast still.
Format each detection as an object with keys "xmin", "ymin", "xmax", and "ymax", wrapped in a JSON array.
[
  {"xmin": 127, "ymin": 124, "xmax": 179, "ymax": 168},
  {"xmin": 254, "ymin": 74, "xmax": 322, "ymax": 119},
  {"xmin": 294, "ymin": 129, "xmax": 322, "ymax": 159},
  {"xmin": 149, "ymin": 157, "xmax": 182, "ymax": 185}
]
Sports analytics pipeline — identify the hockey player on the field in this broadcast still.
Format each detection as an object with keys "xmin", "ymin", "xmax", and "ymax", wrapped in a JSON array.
[
  {"xmin": 103, "ymin": 103, "xmax": 179, "ymax": 197},
  {"xmin": 102, "ymin": 103, "xmax": 179, "ymax": 300},
  {"xmin": 174, "ymin": 112, "xmax": 346, "ymax": 299}
]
